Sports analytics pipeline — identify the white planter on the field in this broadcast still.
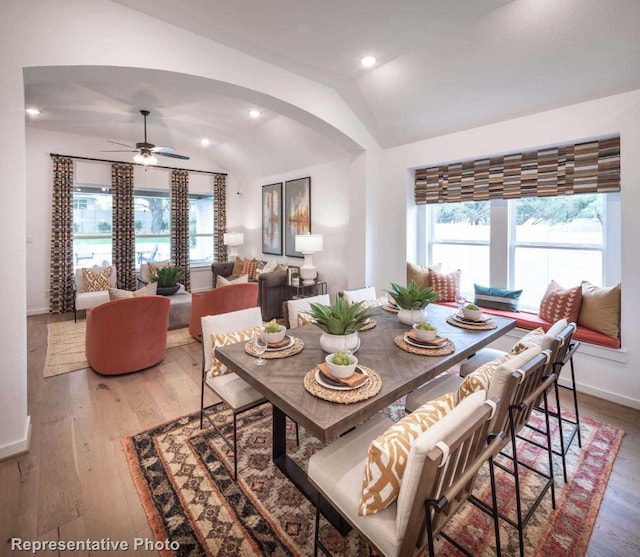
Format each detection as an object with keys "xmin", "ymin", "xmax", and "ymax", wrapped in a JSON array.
[
  {"xmin": 319, "ymin": 332, "xmax": 361, "ymax": 354},
  {"xmin": 398, "ymin": 308, "xmax": 429, "ymax": 326}
]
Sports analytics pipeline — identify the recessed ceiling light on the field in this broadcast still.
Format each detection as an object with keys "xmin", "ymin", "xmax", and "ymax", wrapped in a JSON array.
[
  {"xmin": 249, "ymin": 109, "xmax": 261, "ymax": 118},
  {"xmin": 360, "ymin": 56, "xmax": 377, "ymax": 68},
  {"xmin": 25, "ymin": 107, "xmax": 42, "ymax": 115},
  {"xmin": 201, "ymin": 138, "xmax": 211, "ymax": 146}
]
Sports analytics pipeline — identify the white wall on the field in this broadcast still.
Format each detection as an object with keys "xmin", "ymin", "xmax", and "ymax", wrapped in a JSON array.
[{"xmin": 378, "ymin": 89, "xmax": 640, "ymax": 408}]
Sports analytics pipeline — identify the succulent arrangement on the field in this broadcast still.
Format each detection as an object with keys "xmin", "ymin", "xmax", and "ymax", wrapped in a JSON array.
[
  {"xmin": 306, "ymin": 298, "xmax": 371, "ymax": 335},
  {"xmin": 264, "ymin": 322, "xmax": 284, "ymax": 333},
  {"xmin": 387, "ymin": 280, "xmax": 439, "ymax": 310},
  {"xmin": 415, "ymin": 321, "xmax": 436, "ymax": 331},
  {"xmin": 151, "ymin": 264, "xmax": 182, "ymax": 287}
]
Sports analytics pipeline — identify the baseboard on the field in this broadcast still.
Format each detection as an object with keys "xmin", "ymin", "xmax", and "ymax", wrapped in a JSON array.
[
  {"xmin": 27, "ymin": 307, "xmax": 49, "ymax": 316},
  {"xmin": 0, "ymin": 416, "xmax": 32, "ymax": 462},
  {"xmin": 562, "ymin": 379, "xmax": 640, "ymax": 410}
]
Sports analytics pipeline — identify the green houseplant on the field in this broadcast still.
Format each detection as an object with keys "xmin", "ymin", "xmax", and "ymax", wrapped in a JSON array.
[
  {"xmin": 388, "ymin": 280, "xmax": 439, "ymax": 325},
  {"xmin": 151, "ymin": 264, "xmax": 182, "ymax": 295},
  {"xmin": 306, "ymin": 297, "xmax": 370, "ymax": 353}
]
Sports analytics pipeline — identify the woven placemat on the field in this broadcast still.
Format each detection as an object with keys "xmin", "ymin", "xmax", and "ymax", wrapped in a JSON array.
[
  {"xmin": 359, "ymin": 318, "xmax": 377, "ymax": 331},
  {"xmin": 446, "ymin": 315, "xmax": 497, "ymax": 331},
  {"xmin": 382, "ymin": 304, "xmax": 399, "ymax": 314},
  {"xmin": 394, "ymin": 334, "xmax": 455, "ymax": 356},
  {"xmin": 303, "ymin": 365, "xmax": 382, "ymax": 404},
  {"xmin": 244, "ymin": 337, "xmax": 304, "ymax": 359}
]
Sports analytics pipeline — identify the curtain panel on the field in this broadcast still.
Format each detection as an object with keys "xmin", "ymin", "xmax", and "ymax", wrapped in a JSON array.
[
  {"xmin": 414, "ymin": 136, "xmax": 620, "ymax": 205},
  {"xmin": 49, "ymin": 156, "xmax": 75, "ymax": 313},
  {"xmin": 214, "ymin": 174, "xmax": 228, "ymax": 262},
  {"xmin": 171, "ymin": 169, "xmax": 191, "ymax": 291},
  {"xmin": 112, "ymin": 163, "xmax": 136, "ymax": 290}
]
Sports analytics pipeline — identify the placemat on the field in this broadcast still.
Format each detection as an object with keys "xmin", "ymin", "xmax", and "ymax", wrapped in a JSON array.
[
  {"xmin": 446, "ymin": 315, "xmax": 497, "ymax": 330},
  {"xmin": 381, "ymin": 304, "xmax": 399, "ymax": 314},
  {"xmin": 394, "ymin": 334, "xmax": 455, "ymax": 356},
  {"xmin": 359, "ymin": 318, "xmax": 377, "ymax": 331},
  {"xmin": 303, "ymin": 365, "xmax": 382, "ymax": 403},
  {"xmin": 244, "ymin": 337, "xmax": 304, "ymax": 359}
]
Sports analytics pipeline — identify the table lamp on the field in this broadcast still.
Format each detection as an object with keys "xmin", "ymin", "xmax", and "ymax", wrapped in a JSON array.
[
  {"xmin": 295, "ymin": 234, "xmax": 323, "ymax": 285},
  {"xmin": 223, "ymin": 232, "xmax": 244, "ymax": 260}
]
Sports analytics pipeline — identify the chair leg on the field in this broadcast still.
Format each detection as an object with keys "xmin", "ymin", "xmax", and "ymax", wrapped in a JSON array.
[
  {"xmin": 314, "ymin": 494, "xmax": 321, "ymax": 557},
  {"xmin": 541, "ymin": 391, "xmax": 556, "ymax": 508},
  {"xmin": 553, "ymin": 381, "xmax": 569, "ymax": 483},
  {"xmin": 509, "ymin": 407, "xmax": 526, "ymax": 557},
  {"xmin": 488, "ymin": 455, "xmax": 502, "ymax": 557},
  {"xmin": 233, "ymin": 413, "xmax": 238, "ymax": 480},
  {"xmin": 569, "ymin": 356, "xmax": 582, "ymax": 447},
  {"xmin": 295, "ymin": 420, "xmax": 300, "ymax": 446}
]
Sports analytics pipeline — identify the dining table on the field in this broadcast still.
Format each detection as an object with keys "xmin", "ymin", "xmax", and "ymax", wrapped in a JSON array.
[{"xmin": 215, "ymin": 302, "xmax": 516, "ymax": 531}]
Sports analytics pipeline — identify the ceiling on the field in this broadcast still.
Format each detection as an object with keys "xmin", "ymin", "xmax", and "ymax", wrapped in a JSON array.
[{"xmin": 24, "ymin": 0, "xmax": 640, "ymax": 173}]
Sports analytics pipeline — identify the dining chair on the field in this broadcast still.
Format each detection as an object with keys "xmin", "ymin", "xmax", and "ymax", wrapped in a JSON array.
[
  {"xmin": 200, "ymin": 307, "xmax": 267, "ymax": 480},
  {"xmin": 405, "ymin": 347, "xmax": 555, "ymax": 557},
  {"xmin": 341, "ymin": 286, "xmax": 377, "ymax": 304},
  {"xmin": 286, "ymin": 293, "xmax": 330, "ymax": 329},
  {"xmin": 308, "ymin": 391, "xmax": 504, "ymax": 557}
]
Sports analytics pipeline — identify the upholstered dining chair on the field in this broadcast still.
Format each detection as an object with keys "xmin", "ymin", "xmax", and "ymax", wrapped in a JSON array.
[
  {"xmin": 286, "ymin": 293, "xmax": 330, "ymax": 329},
  {"xmin": 308, "ymin": 392, "xmax": 504, "ymax": 557},
  {"xmin": 341, "ymin": 286, "xmax": 377, "ymax": 304},
  {"xmin": 74, "ymin": 264, "xmax": 117, "ymax": 322}
]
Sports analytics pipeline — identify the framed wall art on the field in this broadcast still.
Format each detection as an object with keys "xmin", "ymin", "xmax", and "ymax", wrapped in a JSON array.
[
  {"xmin": 284, "ymin": 176, "xmax": 311, "ymax": 257},
  {"xmin": 262, "ymin": 182, "xmax": 283, "ymax": 255}
]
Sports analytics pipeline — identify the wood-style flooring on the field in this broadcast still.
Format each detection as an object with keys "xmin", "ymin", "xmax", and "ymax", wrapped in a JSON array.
[{"xmin": 1, "ymin": 313, "xmax": 639, "ymax": 556}]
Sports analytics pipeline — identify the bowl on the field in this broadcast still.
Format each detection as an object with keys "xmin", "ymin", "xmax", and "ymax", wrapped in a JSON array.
[
  {"xmin": 325, "ymin": 352, "xmax": 358, "ymax": 379},
  {"xmin": 263, "ymin": 324, "xmax": 287, "ymax": 344},
  {"xmin": 462, "ymin": 305, "xmax": 483, "ymax": 321},
  {"xmin": 412, "ymin": 322, "xmax": 437, "ymax": 341}
]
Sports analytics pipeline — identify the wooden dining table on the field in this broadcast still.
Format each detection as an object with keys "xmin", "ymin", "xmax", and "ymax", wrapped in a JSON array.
[{"xmin": 215, "ymin": 302, "xmax": 516, "ymax": 531}]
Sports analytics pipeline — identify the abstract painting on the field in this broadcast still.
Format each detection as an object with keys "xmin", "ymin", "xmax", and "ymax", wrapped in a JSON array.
[
  {"xmin": 262, "ymin": 182, "xmax": 282, "ymax": 255},
  {"xmin": 284, "ymin": 177, "xmax": 311, "ymax": 257}
]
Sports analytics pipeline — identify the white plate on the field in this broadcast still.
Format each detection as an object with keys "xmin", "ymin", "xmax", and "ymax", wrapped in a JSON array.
[
  {"xmin": 403, "ymin": 335, "xmax": 444, "ymax": 350},
  {"xmin": 453, "ymin": 313, "xmax": 492, "ymax": 325},
  {"xmin": 314, "ymin": 368, "xmax": 370, "ymax": 391},
  {"xmin": 265, "ymin": 335, "xmax": 295, "ymax": 351}
]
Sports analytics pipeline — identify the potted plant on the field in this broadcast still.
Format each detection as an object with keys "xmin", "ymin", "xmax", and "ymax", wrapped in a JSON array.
[
  {"xmin": 291, "ymin": 271, "xmax": 300, "ymax": 286},
  {"xmin": 387, "ymin": 280, "xmax": 439, "ymax": 325},
  {"xmin": 151, "ymin": 264, "xmax": 182, "ymax": 296},
  {"xmin": 306, "ymin": 297, "xmax": 370, "ymax": 353}
]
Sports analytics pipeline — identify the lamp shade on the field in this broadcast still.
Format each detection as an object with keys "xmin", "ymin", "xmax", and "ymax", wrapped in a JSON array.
[
  {"xmin": 295, "ymin": 234, "xmax": 323, "ymax": 253},
  {"xmin": 223, "ymin": 232, "xmax": 244, "ymax": 247}
]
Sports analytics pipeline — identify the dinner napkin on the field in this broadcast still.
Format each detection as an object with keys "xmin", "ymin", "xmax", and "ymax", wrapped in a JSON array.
[
  {"xmin": 268, "ymin": 337, "xmax": 290, "ymax": 349},
  {"xmin": 407, "ymin": 331, "xmax": 448, "ymax": 346},
  {"xmin": 317, "ymin": 363, "xmax": 368, "ymax": 388}
]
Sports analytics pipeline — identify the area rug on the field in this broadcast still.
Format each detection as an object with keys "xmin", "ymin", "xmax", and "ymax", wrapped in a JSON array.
[
  {"xmin": 122, "ymin": 403, "xmax": 623, "ymax": 556},
  {"xmin": 44, "ymin": 320, "xmax": 195, "ymax": 377}
]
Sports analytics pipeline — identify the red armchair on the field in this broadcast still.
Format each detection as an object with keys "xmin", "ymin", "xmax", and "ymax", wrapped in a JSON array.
[
  {"xmin": 85, "ymin": 296, "xmax": 170, "ymax": 375},
  {"xmin": 189, "ymin": 282, "xmax": 259, "ymax": 341}
]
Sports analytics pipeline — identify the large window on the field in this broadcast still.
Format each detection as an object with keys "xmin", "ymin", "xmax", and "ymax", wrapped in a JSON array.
[
  {"xmin": 134, "ymin": 190, "xmax": 171, "ymax": 267},
  {"xmin": 73, "ymin": 186, "xmax": 113, "ymax": 268},
  {"xmin": 189, "ymin": 194, "xmax": 214, "ymax": 266},
  {"xmin": 423, "ymin": 193, "xmax": 620, "ymax": 311}
]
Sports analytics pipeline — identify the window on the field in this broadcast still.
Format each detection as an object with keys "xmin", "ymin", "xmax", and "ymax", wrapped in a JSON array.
[
  {"xmin": 423, "ymin": 193, "xmax": 619, "ymax": 311},
  {"xmin": 189, "ymin": 194, "xmax": 214, "ymax": 266},
  {"xmin": 134, "ymin": 190, "xmax": 171, "ymax": 267},
  {"xmin": 72, "ymin": 186, "xmax": 113, "ymax": 268}
]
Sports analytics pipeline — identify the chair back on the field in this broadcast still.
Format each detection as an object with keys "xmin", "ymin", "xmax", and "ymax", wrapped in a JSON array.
[
  {"xmin": 75, "ymin": 264, "xmax": 117, "ymax": 294},
  {"xmin": 399, "ymin": 398, "xmax": 504, "ymax": 556},
  {"xmin": 342, "ymin": 286, "xmax": 377, "ymax": 304},
  {"xmin": 286, "ymin": 293, "xmax": 330, "ymax": 329},
  {"xmin": 547, "ymin": 322, "xmax": 578, "ymax": 371},
  {"xmin": 201, "ymin": 306, "xmax": 262, "ymax": 373}
]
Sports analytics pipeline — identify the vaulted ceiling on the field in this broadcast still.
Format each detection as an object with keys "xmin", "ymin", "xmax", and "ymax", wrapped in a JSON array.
[{"xmin": 24, "ymin": 0, "xmax": 640, "ymax": 176}]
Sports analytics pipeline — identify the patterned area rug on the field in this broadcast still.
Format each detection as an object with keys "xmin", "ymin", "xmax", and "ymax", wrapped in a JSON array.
[
  {"xmin": 44, "ymin": 320, "xmax": 195, "ymax": 377},
  {"xmin": 123, "ymin": 403, "xmax": 623, "ymax": 556}
]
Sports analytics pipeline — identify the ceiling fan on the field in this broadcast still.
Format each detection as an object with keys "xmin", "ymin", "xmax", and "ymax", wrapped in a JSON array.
[{"xmin": 102, "ymin": 109, "xmax": 190, "ymax": 165}]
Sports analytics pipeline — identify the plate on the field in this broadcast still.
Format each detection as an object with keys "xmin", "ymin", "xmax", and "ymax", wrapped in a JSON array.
[
  {"xmin": 314, "ymin": 368, "xmax": 370, "ymax": 391},
  {"xmin": 403, "ymin": 335, "xmax": 445, "ymax": 350},
  {"xmin": 265, "ymin": 335, "xmax": 295, "ymax": 351},
  {"xmin": 453, "ymin": 313, "xmax": 492, "ymax": 325}
]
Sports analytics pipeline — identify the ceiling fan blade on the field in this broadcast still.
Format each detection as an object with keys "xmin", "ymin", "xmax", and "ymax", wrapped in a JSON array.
[
  {"xmin": 156, "ymin": 151, "xmax": 190, "ymax": 160},
  {"xmin": 107, "ymin": 140, "xmax": 135, "ymax": 148},
  {"xmin": 101, "ymin": 149, "xmax": 137, "ymax": 153},
  {"xmin": 152, "ymin": 146, "xmax": 176, "ymax": 153}
]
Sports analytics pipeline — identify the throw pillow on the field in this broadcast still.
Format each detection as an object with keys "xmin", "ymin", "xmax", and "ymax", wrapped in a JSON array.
[
  {"xmin": 406, "ymin": 262, "xmax": 440, "ymax": 290},
  {"xmin": 297, "ymin": 312, "xmax": 314, "ymax": 326},
  {"xmin": 361, "ymin": 295, "xmax": 389, "ymax": 309},
  {"xmin": 358, "ymin": 391, "xmax": 457, "ymax": 516},
  {"xmin": 147, "ymin": 261, "xmax": 172, "ymax": 280},
  {"xmin": 240, "ymin": 259, "xmax": 259, "ymax": 281},
  {"xmin": 82, "ymin": 267, "xmax": 113, "ymax": 292},
  {"xmin": 216, "ymin": 273, "xmax": 249, "ymax": 288},
  {"xmin": 255, "ymin": 260, "xmax": 278, "ymax": 280},
  {"xmin": 231, "ymin": 256, "xmax": 244, "ymax": 277},
  {"xmin": 209, "ymin": 327, "xmax": 260, "ymax": 377},
  {"xmin": 510, "ymin": 327, "xmax": 545, "ymax": 354},
  {"xmin": 276, "ymin": 263, "xmax": 289, "ymax": 272},
  {"xmin": 108, "ymin": 282, "xmax": 158, "ymax": 301},
  {"xmin": 578, "ymin": 281, "xmax": 621, "ymax": 338},
  {"xmin": 538, "ymin": 280, "xmax": 582, "ymax": 324},
  {"xmin": 474, "ymin": 284, "xmax": 522, "ymax": 312},
  {"xmin": 457, "ymin": 352, "xmax": 514, "ymax": 400},
  {"xmin": 428, "ymin": 268, "xmax": 461, "ymax": 302}
]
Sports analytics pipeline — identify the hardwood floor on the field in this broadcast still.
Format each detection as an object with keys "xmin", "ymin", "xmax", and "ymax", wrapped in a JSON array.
[{"xmin": 1, "ymin": 313, "xmax": 639, "ymax": 556}]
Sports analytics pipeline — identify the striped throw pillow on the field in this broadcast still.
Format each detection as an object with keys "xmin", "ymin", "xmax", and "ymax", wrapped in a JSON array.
[
  {"xmin": 358, "ymin": 392, "xmax": 457, "ymax": 516},
  {"xmin": 457, "ymin": 352, "xmax": 514, "ymax": 400},
  {"xmin": 474, "ymin": 284, "xmax": 522, "ymax": 312},
  {"xmin": 240, "ymin": 259, "xmax": 259, "ymax": 281},
  {"xmin": 82, "ymin": 267, "xmax": 113, "ymax": 292},
  {"xmin": 209, "ymin": 327, "xmax": 260, "ymax": 377}
]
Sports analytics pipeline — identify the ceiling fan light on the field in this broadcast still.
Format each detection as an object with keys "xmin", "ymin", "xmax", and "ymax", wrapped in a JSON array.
[{"xmin": 133, "ymin": 152, "xmax": 158, "ymax": 165}]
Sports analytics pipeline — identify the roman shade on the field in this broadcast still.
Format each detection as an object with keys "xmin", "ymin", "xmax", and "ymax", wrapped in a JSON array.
[{"xmin": 414, "ymin": 136, "xmax": 620, "ymax": 204}]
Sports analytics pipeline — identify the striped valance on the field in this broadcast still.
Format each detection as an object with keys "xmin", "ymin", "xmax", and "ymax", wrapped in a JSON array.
[{"xmin": 414, "ymin": 136, "xmax": 620, "ymax": 205}]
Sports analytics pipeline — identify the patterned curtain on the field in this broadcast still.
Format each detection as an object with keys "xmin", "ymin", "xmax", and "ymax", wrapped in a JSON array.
[
  {"xmin": 414, "ymin": 136, "xmax": 620, "ymax": 205},
  {"xmin": 49, "ymin": 156, "xmax": 75, "ymax": 313},
  {"xmin": 214, "ymin": 174, "xmax": 228, "ymax": 262},
  {"xmin": 171, "ymin": 169, "xmax": 191, "ymax": 291},
  {"xmin": 112, "ymin": 163, "xmax": 136, "ymax": 290}
]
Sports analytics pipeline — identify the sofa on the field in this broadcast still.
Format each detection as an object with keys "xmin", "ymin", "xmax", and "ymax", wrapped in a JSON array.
[{"xmin": 212, "ymin": 261, "xmax": 288, "ymax": 321}]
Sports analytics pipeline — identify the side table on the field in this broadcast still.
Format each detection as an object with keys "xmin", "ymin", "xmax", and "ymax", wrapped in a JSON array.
[{"xmin": 282, "ymin": 281, "xmax": 327, "ymax": 301}]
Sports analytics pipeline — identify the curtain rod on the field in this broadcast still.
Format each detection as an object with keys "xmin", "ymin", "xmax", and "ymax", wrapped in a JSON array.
[{"xmin": 49, "ymin": 153, "xmax": 227, "ymax": 176}]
